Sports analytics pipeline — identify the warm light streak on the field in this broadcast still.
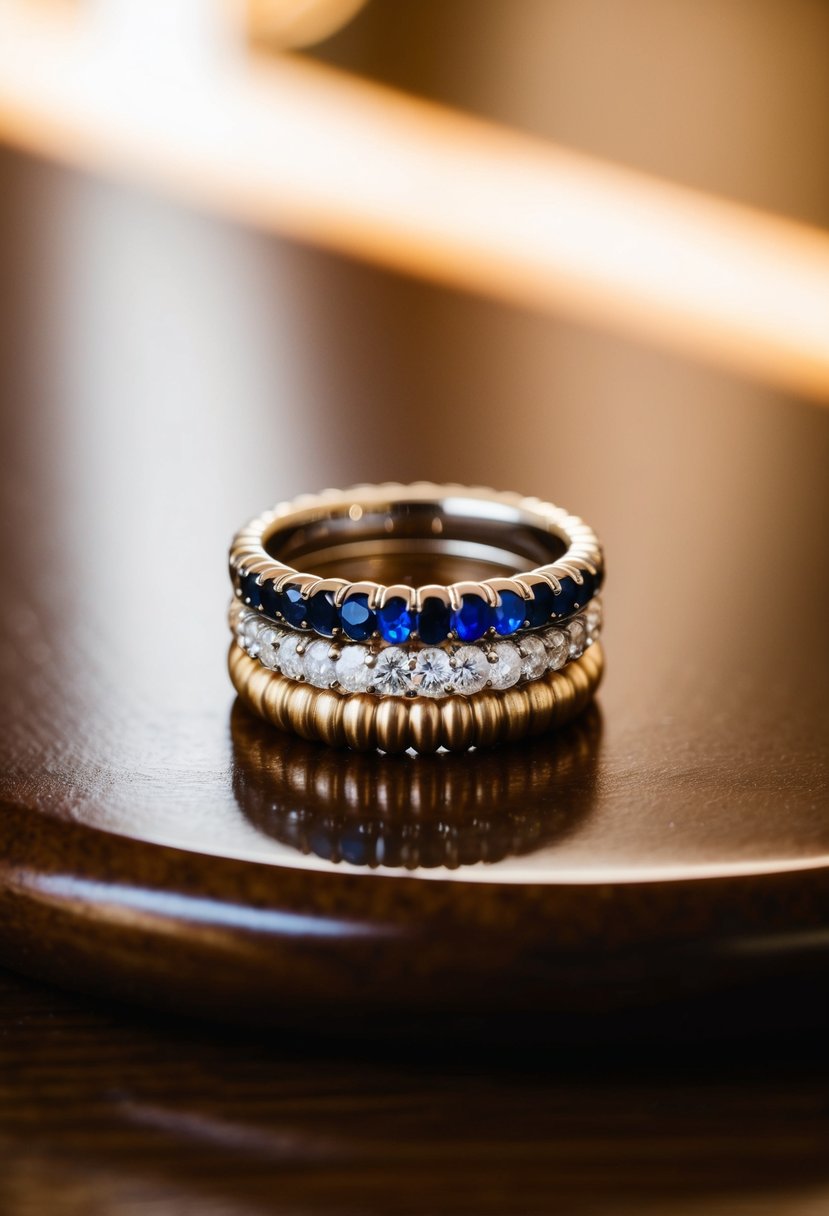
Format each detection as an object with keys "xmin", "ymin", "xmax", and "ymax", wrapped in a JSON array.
[
  {"xmin": 0, "ymin": 2, "xmax": 828, "ymax": 400},
  {"xmin": 6, "ymin": 869, "xmax": 400, "ymax": 938}
]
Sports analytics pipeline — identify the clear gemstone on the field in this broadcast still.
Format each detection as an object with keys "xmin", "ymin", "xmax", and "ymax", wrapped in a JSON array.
[
  {"xmin": 228, "ymin": 601, "xmax": 245, "ymax": 635},
  {"xmin": 412, "ymin": 647, "xmax": 453, "ymax": 697},
  {"xmin": 544, "ymin": 628, "xmax": 569, "ymax": 671},
  {"xmin": 585, "ymin": 596, "xmax": 603, "ymax": 642},
  {"xmin": 258, "ymin": 625, "xmax": 281, "ymax": 669},
  {"xmin": 370, "ymin": 647, "xmax": 414, "ymax": 696},
  {"xmin": 449, "ymin": 645, "xmax": 489, "ymax": 695},
  {"xmin": 519, "ymin": 635, "xmax": 547, "ymax": 680},
  {"xmin": 568, "ymin": 617, "xmax": 587, "ymax": 659},
  {"xmin": 336, "ymin": 645, "xmax": 371, "ymax": 693},
  {"xmin": 241, "ymin": 615, "xmax": 263, "ymax": 657},
  {"xmin": 278, "ymin": 633, "xmax": 305, "ymax": 681},
  {"xmin": 303, "ymin": 638, "xmax": 336, "ymax": 687},
  {"xmin": 488, "ymin": 641, "xmax": 521, "ymax": 690}
]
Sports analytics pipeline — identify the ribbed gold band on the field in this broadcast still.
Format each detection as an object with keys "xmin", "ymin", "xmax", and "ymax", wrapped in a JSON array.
[{"xmin": 229, "ymin": 641, "xmax": 604, "ymax": 754}]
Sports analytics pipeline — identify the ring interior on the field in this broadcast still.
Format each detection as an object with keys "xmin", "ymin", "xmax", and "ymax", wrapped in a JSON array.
[{"xmin": 263, "ymin": 502, "xmax": 567, "ymax": 585}]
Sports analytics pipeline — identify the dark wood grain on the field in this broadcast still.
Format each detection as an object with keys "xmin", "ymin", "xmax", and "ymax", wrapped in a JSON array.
[{"xmin": 2, "ymin": 964, "xmax": 829, "ymax": 1216}]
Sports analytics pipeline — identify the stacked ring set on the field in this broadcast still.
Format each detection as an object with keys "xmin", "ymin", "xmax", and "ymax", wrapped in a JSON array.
[{"xmin": 227, "ymin": 484, "xmax": 605, "ymax": 753}]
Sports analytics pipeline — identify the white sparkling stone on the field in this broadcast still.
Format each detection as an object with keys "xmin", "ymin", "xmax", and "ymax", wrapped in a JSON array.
[
  {"xmin": 258, "ymin": 626, "xmax": 281, "ymax": 670},
  {"xmin": 303, "ymin": 638, "xmax": 336, "ymax": 687},
  {"xmin": 228, "ymin": 601, "xmax": 246, "ymax": 637},
  {"xmin": 544, "ymin": 628, "xmax": 569, "ymax": 671},
  {"xmin": 488, "ymin": 641, "xmax": 521, "ymax": 690},
  {"xmin": 449, "ymin": 645, "xmax": 489, "ymax": 695},
  {"xmin": 412, "ymin": 647, "xmax": 453, "ymax": 697},
  {"xmin": 585, "ymin": 596, "xmax": 603, "ymax": 642},
  {"xmin": 568, "ymin": 617, "xmax": 587, "ymax": 659},
  {"xmin": 370, "ymin": 647, "xmax": 414, "ymax": 696},
  {"xmin": 241, "ymin": 615, "xmax": 263, "ymax": 657},
  {"xmin": 519, "ymin": 635, "xmax": 548, "ymax": 680},
  {"xmin": 335, "ymin": 645, "xmax": 371, "ymax": 693},
  {"xmin": 278, "ymin": 633, "xmax": 305, "ymax": 681}
]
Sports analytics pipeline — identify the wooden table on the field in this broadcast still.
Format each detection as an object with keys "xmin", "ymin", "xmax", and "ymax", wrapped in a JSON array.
[
  {"xmin": 2, "ymin": 964, "xmax": 828, "ymax": 1216},
  {"xmin": 1, "ymin": 108, "xmax": 828, "ymax": 1210}
]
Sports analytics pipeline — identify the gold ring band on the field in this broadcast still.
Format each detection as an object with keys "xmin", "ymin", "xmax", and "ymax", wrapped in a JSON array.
[
  {"xmin": 229, "ymin": 640, "xmax": 604, "ymax": 754},
  {"xmin": 229, "ymin": 483, "xmax": 604, "ymax": 646}
]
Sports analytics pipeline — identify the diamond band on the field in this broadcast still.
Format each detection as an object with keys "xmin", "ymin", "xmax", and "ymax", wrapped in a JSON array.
[
  {"xmin": 228, "ymin": 484, "xmax": 605, "ymax": 751},
  {"xmin": 229, "ymin": 640, "xmax": 605, "ymax": 754},
  {"xmin": 229, "ymin": 597, "xmax": 601, "ymax": 698}
]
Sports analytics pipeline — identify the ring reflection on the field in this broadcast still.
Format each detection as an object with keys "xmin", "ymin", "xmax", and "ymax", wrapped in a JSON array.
[{"xmin": 231, "ymin": 700, "xmax": 602, "ymax": 871}]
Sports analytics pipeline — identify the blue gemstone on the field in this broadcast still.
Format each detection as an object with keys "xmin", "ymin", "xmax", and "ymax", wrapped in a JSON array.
[
  {"xmin": 338, "ymin": 825, "xmax": 375, "ymax": 867},
  {"xmin": 492, "ymin": 590, "xmax": 525, "ymax": 636},
  {"xmin": 260, "ymin": 579, "xmax": 279, "ymax": 619},
  {"xmin": 279, "ymin": 582, "xmax": 307, "ymax": 628},
  {"xmin": 240, "ymin": 572, "xmax": 262, "ymax": 609},
  {"xmin": 451, "ymin": 594, "xmax": 491, "ymax": 641},
  {"xmin": 378, "ymin": 596, "xmax": 414, "ymax": 644},
  {"xmin": 308, "ymin": 827, "xmax": 334, "ymax": 861},
  {"xmin": 577, "ymin": 571, "xmax": 596, "ymax": 604},
  {"xmin": 552, "ymin": 575, "xmax": 590, "ymax": 618},
  {"xmin": 307, "ymin": 589, "xmax": 338, "ymax": 637},
  {"xmin": 417, "ymin": 596, "xmax": 451, "ymax": 645},
  {"xmin": 526, "ymin": 582, "xmax": 555, "ymax": 627},
  {"xmin": 593, "ymin": 565, "xmax": 604, "ymax": 593},
  {"xmin": 339, "ymin": 593, "xmax": 376, "ymax": 641}
]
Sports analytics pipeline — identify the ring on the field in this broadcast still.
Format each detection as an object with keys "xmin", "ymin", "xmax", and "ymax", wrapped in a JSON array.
[
  {"xmin": 228, "ymin": 484, "xmax": 605, "ymax": 752},
  {"xmin": 229, "ymin": 483, "xmax": 603, "ymax": 643},
  {"xmin": 229, "ymin": 641, "xmax": 604, "ymax": 753},
  {"xmin": 230, "ymin": 701, "xmax": 602, "ymax": 868}
]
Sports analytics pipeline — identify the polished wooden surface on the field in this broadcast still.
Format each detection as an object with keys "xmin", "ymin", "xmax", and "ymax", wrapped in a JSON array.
[
  {"xmin": 2, "ymin": 6, "xmax": 829, "ymax": 1196},
  {"xmin": 3, "ymin": 6, "xmax": 829, "ymax": 1210},
  {"xmin": 1, "ymin": 964, "xmax": 828, "ymax": 1216},
  {"xmin": 0, "ymin": 133, "xmax": 828, "ymax": 1021}
]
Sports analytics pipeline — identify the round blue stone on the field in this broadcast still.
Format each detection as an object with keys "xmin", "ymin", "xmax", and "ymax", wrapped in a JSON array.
[
  {"xmin": 307, "ymin": 589, "xmax": 338, "ymax": 637},
  {"xmin": 308, "ymin": 827, "xmax": 334, "ymax": 861},
  {"xmin": 492, "ymin": 590, "xmax": 525, "ymax": 636},
  {"xmin": 576, "ymin": 571, "xmax": 596, "ymax": 605},
  {"xmin": 417, "ymin": 596, "xmax": 451, "ymax": 645},
  {"xmin": 279, "ymin": 582, "xmax": 307, "ymax": 628},
  {"xmin": 260, "ymin": 579, "xmax": 280, "ymax": 619},
  {"xmin": 526, "ymin": 582, "xmax": 555, "ymax": 628},
  {"xmin": 338, "ymin": 825, "xmax": 375, "ymax": 867},
  {"xmin": 377, "ymin": 596, "xmax": 414, "ymax": 644},
  {"xmin": 339, "ymin": 593, "xmax": 376, "ymax": 641},
  {"xmin": 552, "ymin": 575, "xmax": 591, "ymax": 618},
  {"xmin": 240, "ymin": 572, "xmax": 263, "ymax": 610},
  {"xmin": 593, "ymin": 565, "xmax": 604, "ymax": 593},
  {"xmin": 451, "ymin": 594, "xmax": 491, "ymax": 641}
]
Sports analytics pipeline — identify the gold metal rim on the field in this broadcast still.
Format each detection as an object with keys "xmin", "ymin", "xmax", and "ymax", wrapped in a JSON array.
[
  {"xmin": 229, "ymin": 483, "xmax": 604, "ymax": 618},
  {"xmin": 229, "ymin": 641, "xmax": 604, "ymax": 754}
]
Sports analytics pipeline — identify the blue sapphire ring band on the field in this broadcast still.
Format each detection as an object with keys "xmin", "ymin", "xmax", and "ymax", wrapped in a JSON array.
[
  {"xmin": 229, "ymin": 483, "xmax": 604, "ymax": 646},
  {"xmin": 228, "ymin": 485, "xmax": 604, "ymax": 751}
]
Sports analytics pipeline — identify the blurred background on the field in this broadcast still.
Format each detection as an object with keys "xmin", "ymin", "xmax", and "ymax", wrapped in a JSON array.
[
  {"xmin": 0, "ymin": 0, "xmax": 827, "ymax": 863},
  {"xmin": 2, "ymin": 9, "xmax": 829, "ymax": 1212}
]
